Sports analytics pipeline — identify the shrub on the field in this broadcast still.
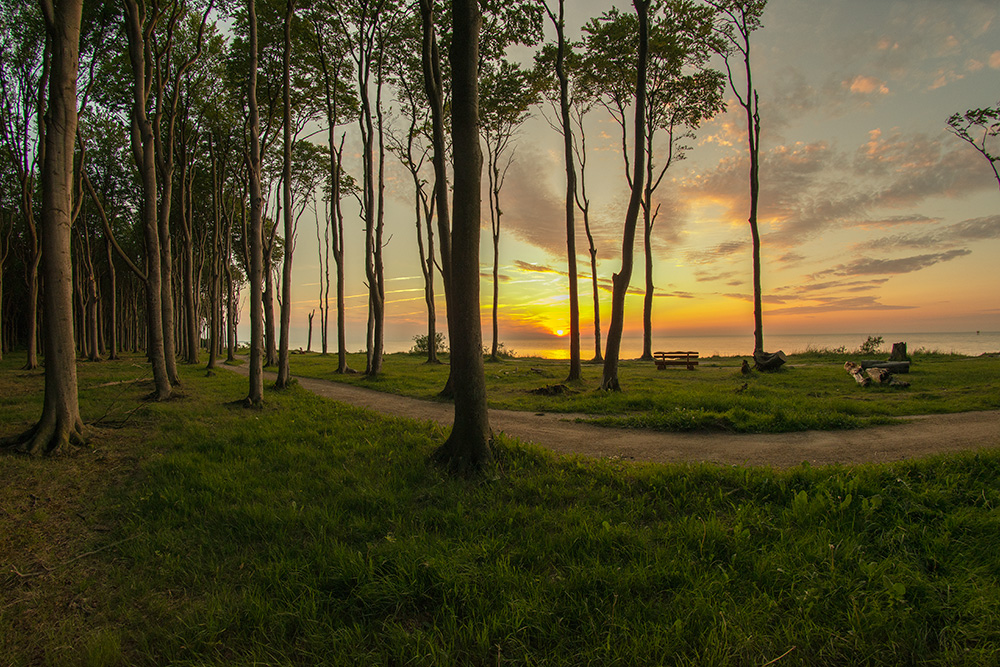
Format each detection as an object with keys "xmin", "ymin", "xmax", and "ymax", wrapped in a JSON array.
[
  {"xmin": 858, "ymin": 335, "xmax": 885, "ymax": 355},
  {"xmin": 410, "ymin": 332, "xmax": 447, "ymax": 355}
]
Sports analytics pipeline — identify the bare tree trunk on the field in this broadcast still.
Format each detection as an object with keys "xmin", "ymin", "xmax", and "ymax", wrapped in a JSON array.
[
  {"xmin": 263, "ymin": 257, "xmax": 277, "ymax": 366},
  {"xmin": 275, "ymin": 0, "xmax": 296, "ymax": 389},
  {"xmin": 420, "ymin": 0, "xmax": 454, "ymax": 396},
  {"xmin": 4, "ymin": 0, "xmax": 86, "ymax": 454},
  {"xmin": 123, "ymin": 0, "xmax": 170, "ymax": 400},
  {"xmin": 431, "ymin": 0, "xmax": 491, "ymax": 473},
  {"xmin": 104, "ymin": 235, "xmax": 117, "ymax": 359},
  {"xmin": 245, "ymin": 0, "xmax": 264, "ymax": 407},
  {"xmin": 641, "ymin": 180, "xmax": 654, "ymax": 361},
  {"xmin": 548, "ymin": 0, "xmax": 581, "ymax": 381},
  {"xmin": 602, "ymin": 0, "xmax": 650, "ymax": 392}
]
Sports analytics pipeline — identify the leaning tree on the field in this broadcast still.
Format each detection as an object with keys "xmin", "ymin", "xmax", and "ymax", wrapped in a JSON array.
[{"xmin": 947, "ymin": 103, "xmax": 1000, "ymax": 192}]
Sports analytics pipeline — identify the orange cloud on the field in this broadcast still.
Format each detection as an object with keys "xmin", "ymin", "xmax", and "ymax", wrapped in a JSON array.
[
  {"xmin": 990, "ymin": 50, "xmax": 1000, "ymax": 69},
  {"xmin": 846, "ymin": 75, "xmax": 889, "ymax": 95}
]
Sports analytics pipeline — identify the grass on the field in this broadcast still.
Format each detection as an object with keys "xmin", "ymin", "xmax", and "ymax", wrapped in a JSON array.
[
  {"xmin": 282, "ymin": 350, "xmax": 1000, "ymax": 433},
  {"xmin": 3, "ymin": 353, "xmax": 1000, "ymax": 665}
]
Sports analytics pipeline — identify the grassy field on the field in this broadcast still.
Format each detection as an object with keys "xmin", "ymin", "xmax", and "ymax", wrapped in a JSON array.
[
  {"xmin": 283, "ymin": 349, "xmax": 1000, "ymax": 433},
  {"xmin": 3, "ymin": 353, "xmax": 1000, "ymax": 665}
]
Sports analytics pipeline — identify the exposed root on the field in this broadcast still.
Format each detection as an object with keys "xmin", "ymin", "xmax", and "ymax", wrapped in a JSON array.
[{"xmin": 2, "ymin": 415, "xmax": 88, "ymax": 457}]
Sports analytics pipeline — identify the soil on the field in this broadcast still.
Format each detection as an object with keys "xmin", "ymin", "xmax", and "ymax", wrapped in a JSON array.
[{"xmin": 227, "ymin": 365, "xmax": 1000, "ymax": 468}]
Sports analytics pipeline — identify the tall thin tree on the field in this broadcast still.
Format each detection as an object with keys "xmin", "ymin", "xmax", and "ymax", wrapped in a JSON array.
[
  {"xmin": 3, "ymin": 0, "xmax": 86, "ymax": 454},
  {"xmin": 431, "ymin": 0, "xmax": 491, "ymax": 472},
  {"xmin": 601, "ymin": 0, "xmax": 650, "ymax": 392}
]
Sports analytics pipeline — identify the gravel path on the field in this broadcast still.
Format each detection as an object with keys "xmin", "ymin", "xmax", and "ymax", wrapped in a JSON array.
[{"xmin": 225, "ymin": 364, "xmax": 1000, "ymax": 468}]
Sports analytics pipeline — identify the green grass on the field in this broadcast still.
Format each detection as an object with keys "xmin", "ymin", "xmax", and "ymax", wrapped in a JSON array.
[
  {"xmin": 283, "ymin": 350, "xmax": 1000, "ymax": 433},
  {"xmin": 4, "ymin": 354, "xmax": 1000, "ymax": 665}
]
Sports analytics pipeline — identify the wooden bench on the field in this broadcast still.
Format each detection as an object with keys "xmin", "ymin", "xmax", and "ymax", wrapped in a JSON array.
[{"xmin": 654, "ymin": 351, "xmax": 699, "ymax": 370}]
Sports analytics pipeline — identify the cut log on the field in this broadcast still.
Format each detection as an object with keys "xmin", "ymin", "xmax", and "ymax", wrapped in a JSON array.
[
  {"xmin": 754, "ymin": 350, "xmax": 787, "ymax": 371},
  {"xmin": 860, "ymin": 360, "xmax": 910, "ymax": 373},
  {"xmin": 889, "ymin": 342, "xmax": 909, "ymax": 362},
  {"xmin": 844, "ymin": 362, "xmax": 871, "ymax": 386},
  {"xmin": 865, "ymin": 367, "xmax": 892, "ymax": 384}
]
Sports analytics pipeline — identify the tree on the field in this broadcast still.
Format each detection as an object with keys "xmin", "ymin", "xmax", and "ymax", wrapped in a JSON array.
[
  {"xmin": 275, "ymin": 0, "xmax": 296, "ymax": 389},
  {"xmin": 3, "ymin": 0, "xmax": 86, "ymax": 454},
  {"xmin": 480, "ymin": 58, "xmax": 538, "ymax": 363},
  {"xmin": 601, "ymin": 0, "xmax": 650, "ymax": 392},
  {"xmin": 245, "ymin": 0, "xmax": 265, "ymax": 407},
  {"xmin": 430, "ymin": 0, "xmax": 491, "ymax": 472},
  {"xmin": 385, "ymin": 11, "xmax": 441, "ymax": 365},
  {"xmin": 307, "ymin": 2, "xmax": 357, "ymax": 372},
  {"xmin": 947, "ymin": 103, "xmax": 1000, "ymax": 192},
  {"xmin": 0, "ymin": 3, "xmax": 46, "ymax": 370},
  {"xmin": 584, "ymin": 0, "xmax": 724, "ymax": 361},
  {"xmin": 123, "ymin": 0, "xmax": 172, "ymax": 400},
  {"xmin": 706, "ymin": 0, "xmax": 767, "ymax": 358},
  {"xmin": 419, "ymin": 0, "xmax": 456, "ymax": 396},
  {"xmin": 541, "ymin": 0, "xmax": 583, "ymax": 381}
]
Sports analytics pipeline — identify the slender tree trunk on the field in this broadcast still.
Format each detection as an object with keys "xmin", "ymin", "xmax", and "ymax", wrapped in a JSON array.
[
  {"xmin": 641, "ymin": 180, "xmax": 654, "ymax": 361},
  {"xmin": 4, "ymin": 0, "xmax": 86, "ymax": 454},
  {"xmin": 275, "ymin": 0, "xmax": 295, "ymax": 388},
  {"xmin": 245, "ymin": 0, "xmax": 264, "ymax": 406},
  {"xmin": 333, "ymin": 140, "xmax": 350, "ymax": 373},
  {"xmin": 550, "ymin": 0, "xmax": 581, "ymax": 381},
  {"xmin": 123, "ymin": 0, "xmax": 170, "ymax": 400},
  {"xmin": 431, "ymin": 0, "xmax": 490, "ymax": 473},
  {"xmin": 602, "ymin": 0, "xmax": 650, "ymax": 392},
  {"xmin": 420, "ymin": 0, "xmax": 454, "ymax": 396},
  {"xmin": 263, "ymin": 257, "xmax": 277, "ymax": 366},
  {"xmin": 104, "ymin": 235, "xmax": 117, "ymax": 359}
]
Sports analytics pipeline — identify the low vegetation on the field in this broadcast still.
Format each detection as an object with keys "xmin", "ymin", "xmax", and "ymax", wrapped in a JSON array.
[
  {"xmin": 3, "ymin": 354, "xmax": 1000, "ymax": 665},
  {"xmin": 285, "ymin": 349, "xmax": 1000, "ymax": 433}
]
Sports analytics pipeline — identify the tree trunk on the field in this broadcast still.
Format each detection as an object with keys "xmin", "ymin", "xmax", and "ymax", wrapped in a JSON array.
[
  {"xmin": 245, "ymin": 0, "xmax": 264, "ymax": 407},
  {"xmin": 420, "ymin": 0, "xmax": 454, "ymax": 396},
  {"xmin": 601, "ymin": 0, "xmax": 650, "ymax": 392},
  {"xmin": 4, "ymin": 0, "xmax": 86, "ymax": 454},
  {"xmin": 275, "ymin": 0, "xmax": 296, "ymax": 389},
  {"xmin": 123, "ymin": 0, "xmax": 170, "ymax": 401},
  {"xmin": 551, "ymin": 0, "xmax": 581, "ymax": 382},
  {"xmin": 641, "ymin": 193, "xmax": 654, "ymax": 361},
  {"xmin": 431, "ymin": 0, "xmax": 491, "ymax": 473}
]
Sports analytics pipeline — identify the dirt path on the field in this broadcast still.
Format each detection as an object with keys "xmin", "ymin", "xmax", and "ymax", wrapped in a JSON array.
[{"xmin": 224, "ymin": 364, "xmax": 1000, "ymax": 468}]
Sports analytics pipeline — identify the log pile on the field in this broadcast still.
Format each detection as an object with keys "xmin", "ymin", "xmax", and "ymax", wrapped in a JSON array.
[{"xmin": 844, "ymin": 362, "xmax": 910, "ymax": 388}]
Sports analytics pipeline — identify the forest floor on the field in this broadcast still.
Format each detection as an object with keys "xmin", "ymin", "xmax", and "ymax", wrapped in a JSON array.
[{"xmin": 225, "ymin": 364, "xmax": 1000, "ymax": 468}]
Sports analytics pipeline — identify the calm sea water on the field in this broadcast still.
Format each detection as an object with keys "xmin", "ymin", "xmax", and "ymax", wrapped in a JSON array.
[{"xmin": 385, "ymin": 331, "xmax": 1000, "ymax": 360}]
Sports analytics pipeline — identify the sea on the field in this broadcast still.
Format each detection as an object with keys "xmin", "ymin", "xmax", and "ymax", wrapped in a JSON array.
[{"xmin": 384, "ymin": 331, "xmax": 1000, "ymax": 360}]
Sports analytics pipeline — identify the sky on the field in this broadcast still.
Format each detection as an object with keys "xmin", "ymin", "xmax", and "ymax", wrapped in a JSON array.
[{"xmin": 272, "ymin": 0, "xmax": 1000, "ymax": 358}]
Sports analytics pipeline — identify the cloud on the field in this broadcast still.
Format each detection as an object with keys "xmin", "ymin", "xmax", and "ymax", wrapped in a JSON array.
[
  {"xmin": 765, "ymin": 295, "xmax": 916, "ymax": 316},
  {"xmin": 819, "ymin": 248, "xmax": 972, "ymax": 277},
  {"xmin": 991, "ymin": 51, "xmax": 1000, "ymax": 68},
  {"xmin": 846, "ymin": 75, "xmax": 890, "ymax": 95},
  {"xmin": 852, "ymin": 214, "xmax": 1000, "ymax": 251}
]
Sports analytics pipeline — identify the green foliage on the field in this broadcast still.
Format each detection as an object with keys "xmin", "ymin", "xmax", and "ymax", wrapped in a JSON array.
[
  {"xmin": 5, "ymin": 357, "xmax": 1000, "ymax": 665},
  {"xmin": 858, "ymin": 335, "xmax": 885, "ymax": 356},
  {"xmin": 410, "ymin": 332, "xmax": 448, "ymax": 355}
]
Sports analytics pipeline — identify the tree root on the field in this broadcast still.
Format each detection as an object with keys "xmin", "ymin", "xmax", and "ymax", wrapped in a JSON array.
[{"xmin": 1, "ymin": 414, "xmax": 88, "ymax": 457}]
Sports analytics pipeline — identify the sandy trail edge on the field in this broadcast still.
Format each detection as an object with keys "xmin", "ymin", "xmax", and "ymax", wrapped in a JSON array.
[{"xmin": 223, "ymin": 364, "xmax": 1000, "ymax": 468}]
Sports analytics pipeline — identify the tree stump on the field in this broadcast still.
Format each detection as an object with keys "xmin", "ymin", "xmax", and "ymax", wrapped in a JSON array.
[
  {"xmin": 889, "ymin": 342, "xmax": 909, "ymax": 362},
  {"xmin": 754, "ymin": 350, "xmax": 787, "ymax": 371}
]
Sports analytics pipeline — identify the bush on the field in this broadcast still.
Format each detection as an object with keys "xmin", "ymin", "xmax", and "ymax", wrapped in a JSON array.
[
  {"xmin": 858, "ymin": 335, "xmax": 885, "ymax": 356},
  {"xmin": 410, "ymin": 332, "xmax": 447, "ymax": 355}
]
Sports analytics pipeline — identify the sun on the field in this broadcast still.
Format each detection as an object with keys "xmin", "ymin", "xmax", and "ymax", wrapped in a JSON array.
[{"xmin": 555, "ymin": 329, "xmax": 565, "ymax": 336}]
